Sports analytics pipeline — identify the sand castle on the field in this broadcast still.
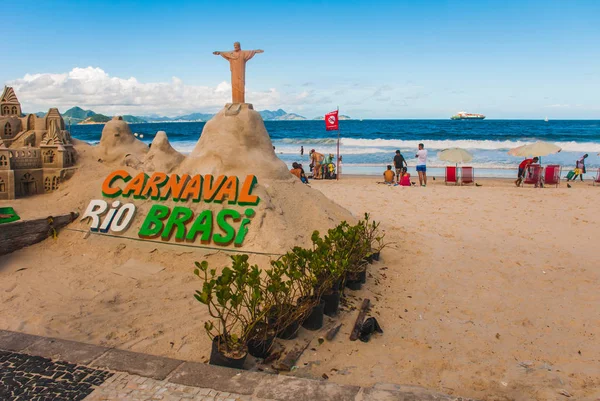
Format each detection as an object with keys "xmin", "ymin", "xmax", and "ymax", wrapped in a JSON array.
[{"xmin": 0, "ymin": 87, "xmax": 76, "ymax": 200}]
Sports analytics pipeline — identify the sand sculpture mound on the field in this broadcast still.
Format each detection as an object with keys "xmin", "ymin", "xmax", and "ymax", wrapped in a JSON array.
[
  {"xmin": 172, "ymin": 103, "xmax": 354, "ymax": 251},
  {"xmin": 143, "ymin": 131, "xmax": 185, "ymax": 173},
  {"xmin": 178, "ymin": 104, "xmax": 291, "ymax": 180},
  {"xmin": 95, "ymin": 116, "xmax": 149, "ymax": 163}
]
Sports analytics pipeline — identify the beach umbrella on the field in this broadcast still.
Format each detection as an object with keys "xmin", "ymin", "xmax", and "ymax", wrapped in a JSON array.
[
  {"xmin": 438, "ymin": 148, "xmax": 473, "ymax": 164},
  {"xmin": 508, "ymin": 141, "xmax": 561, "ymax": 164}
]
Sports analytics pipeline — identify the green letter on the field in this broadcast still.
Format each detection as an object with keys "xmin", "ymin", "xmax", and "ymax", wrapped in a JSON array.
[
  {"xmin": 213, "ymin": 209, "xmax": 241, "ymax": 245},
  {"xmin": 138, "ymin": 205, "xmax": 170, "ymax": 238},
  {"xmin": 186, "ymin": 210, "xmax": 213, "ymax": 242},
  {"xmin": 162, "ymin": 206, "xmax": 194, "ymax": 240}
]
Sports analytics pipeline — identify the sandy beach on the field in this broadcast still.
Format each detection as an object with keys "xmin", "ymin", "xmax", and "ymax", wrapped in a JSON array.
[{"xmin": 2, "ymin": 157, "xmax": 599, "ymax": 401}]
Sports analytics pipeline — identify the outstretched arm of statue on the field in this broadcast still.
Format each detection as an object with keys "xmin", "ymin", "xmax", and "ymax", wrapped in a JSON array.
[
  {"xmin": 213, "ymin": 51, "xmax": 233, "ymax": 60},
  {"xmin": 254, "ymin": 49, "xmax": 264, "ymax": 53}
]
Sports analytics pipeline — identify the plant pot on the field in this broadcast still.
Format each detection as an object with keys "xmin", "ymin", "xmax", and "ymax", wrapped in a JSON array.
[
  {"xmin": 358, "ymin": 268, "xmax": 367, "ymax": 284},
  {"xmin": 276, "ymin": 319, "xmax": 301, "ymax": 340},
  {"xmin": 247, "ymin": 323, "xmax": 276, "ymax": 358},
  {"xmin": 247, "ymin": 334, "xmax": 275, "ymax": 358},
  {"xmin": 302, "ymin": 299, "xmax": 326, "ymax": 331},
  {"xmin": 345, "ymin": 278, "xmax": 362, "ymax": 291},
  {"xmin": 322, "ymin": 290, "xmax": 340, "ymax": 317},
  {"xmin": 209, "ymin": 336, "xmax": 247, "ymax": 369}
]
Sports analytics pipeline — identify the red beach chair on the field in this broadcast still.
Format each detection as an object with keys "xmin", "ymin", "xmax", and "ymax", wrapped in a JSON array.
[
  {"xmin": 543, "ymin": 164, "xmax": 561, "ymax": 187},
  {"xmin": 522, "ymin": 164, "xmax": 543, "ymax": 187},
  {"xmin": 445, "ymin": 166, "xmax": 458, "ymax": 185},
  {"xmin": 594, "ymin": 169, "xmax": 600, "ymax": 186},
  {"xmin": 461, "ymin": 167, "xmax": 474, "ymax": 185}
]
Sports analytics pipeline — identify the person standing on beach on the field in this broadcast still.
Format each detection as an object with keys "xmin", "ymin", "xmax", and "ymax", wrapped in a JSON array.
[
  {"xmin": 310, "ymin": 149, "xmax": 325, "ymax": 179},
  {"xmin": 572, "ymin": 154, "xmax": 588, "ymax": 181},
  {"xmin": 300, "ymin": 146, "xmax": 304, "ymax": 156},
  {"xmin": 415, "ymin": 144, "xmax": 428, "ymax": 187},
  {"xmin": 393, "ymin": 150, "xmax": 407, "ymax": 182},
  {"xmin": 515, "ymin": 157, "xmax": 538, "ymax": 186}
]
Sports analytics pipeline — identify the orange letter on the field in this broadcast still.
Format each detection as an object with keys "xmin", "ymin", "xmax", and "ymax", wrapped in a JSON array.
[
  {"xmin": 180, "ymin": 174, "xmax": 203, "ymax": 202},
  {"xmin": 122, "ymin": 173, "xmax": 148, "ymax": 199},
  {"xmin": 238, "ymin": 175, "xmax": 259, "ymax": 206},
  {"xmin": 102, "ymin": 170, "xmax": 131, "ymax": 198},
  {"xmin": 202, "ymin": 175, "xmax": 226, "ymax": 202},
  {"xmin": 141, "ymin": 172, "xmax": 168, "ymax": 200},
  {"xmin": 213, "ymin": 176, "xmax": 239, "ymax": 204},
  {"xmin": 161, "ymin": 174, "xmax": 189, "ymax": 202}
]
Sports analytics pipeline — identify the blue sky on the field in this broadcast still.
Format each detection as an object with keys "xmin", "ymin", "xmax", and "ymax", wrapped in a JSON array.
[{"xmin": 2, "ymin": 0, "xmax": 599, "ymax": 119}]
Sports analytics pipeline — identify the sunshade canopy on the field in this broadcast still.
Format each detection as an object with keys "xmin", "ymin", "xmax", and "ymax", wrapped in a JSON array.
[
  {"xmin": 508, "ymin": 141, "xmax": 562, "ymax": 157},
  {"xmin": 438, "ymin": 148, "xmax": 473, "ymax": 163}
]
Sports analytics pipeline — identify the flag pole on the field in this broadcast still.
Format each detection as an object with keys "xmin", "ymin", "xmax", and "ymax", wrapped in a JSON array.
[{"xmin": 336, "ymin": 106, "xmax": 340, "ymax": 180}]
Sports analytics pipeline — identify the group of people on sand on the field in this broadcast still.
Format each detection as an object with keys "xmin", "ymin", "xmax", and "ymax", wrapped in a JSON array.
[
  {"xmin": 515, "ymin": 153, "xmax": 590, "ymax": 187},
  {"xmin": 288, "ymin": 147, "xmax": 338, "ymax": 182},
  {"xmin": 383, "ymin": 144, "xmax": 429, "ymax": 187}
]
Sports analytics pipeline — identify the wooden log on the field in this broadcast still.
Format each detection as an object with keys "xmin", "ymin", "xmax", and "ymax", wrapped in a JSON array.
[
  {"xmin": 0, "ymin": 212, "xmax": 79, "ymax": 256},
  {"xmin": 273, "ymin": 337, "xmax": 311, "ymax": 372},
  {"xmin": 350, "ymin": 298, "xmax": 370, "ymax": 341},
  {"xmin": 325, "ymin": 324, "xmax": 342, "ymax": 341}
]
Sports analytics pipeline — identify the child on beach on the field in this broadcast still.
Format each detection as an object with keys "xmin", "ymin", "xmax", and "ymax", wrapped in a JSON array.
[
  {"xmin": 383, "ymin": 165, "xmax": 395, "ymax": 184},
  {"xmin": 399, "ymin": 167, "xmax": 411, "ymax": 186}
]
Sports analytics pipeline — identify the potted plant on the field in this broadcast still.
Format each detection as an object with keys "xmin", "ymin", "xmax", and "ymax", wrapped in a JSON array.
[
  {"xmin": 362, "ymin": 213, "xmax": 387, "ymax": 262},
  {"xmin": 268, "ymin": 250, "xmax": 313, "ymax": 339},
  {"xmin": 193, "ymin": 255, "xmax": 267, "ymax": 368}
]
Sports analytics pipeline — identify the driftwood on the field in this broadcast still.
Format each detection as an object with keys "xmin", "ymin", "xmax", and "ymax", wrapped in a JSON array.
[
  {"xmin": 0, "ymin": 212, "xmax": 79, "ymax": 256},
  {"xmin": 273, "ymin": 337, "xmax": 312, "ymax": 372},
  {"xmin": 326, "ymin": 324, "xmax": 342, "ymax": 341},
  {"xmin": 350, "ymin": 299, "xmax": 371, "ymax": 341}
]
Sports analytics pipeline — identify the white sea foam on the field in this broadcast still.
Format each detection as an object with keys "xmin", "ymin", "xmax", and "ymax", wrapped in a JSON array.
[{"xmin": 338, "ymin": 138, "xmax": 600, "ymax": 152}]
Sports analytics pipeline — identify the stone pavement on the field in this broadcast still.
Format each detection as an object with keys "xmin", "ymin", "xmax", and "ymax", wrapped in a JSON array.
[
  {"xmin": 85, "ymin": 372, "xmax": 250, "ymax": 401},
  {"xmin": 0, "ymin": 329, "xmax": 477, "ymax": 401},
  {"xmin": 0, "ymin": 350, "xmax": 112, "ymax": 401}
]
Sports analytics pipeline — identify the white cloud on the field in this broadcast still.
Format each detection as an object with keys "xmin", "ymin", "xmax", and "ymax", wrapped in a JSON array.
[
  {"xmin": 6, "ymin": 66, "xmax": 444, "ymax": 118},
  {"xmin": 7, "ymin": 67, "xmax": 282, "ymax": 116}
]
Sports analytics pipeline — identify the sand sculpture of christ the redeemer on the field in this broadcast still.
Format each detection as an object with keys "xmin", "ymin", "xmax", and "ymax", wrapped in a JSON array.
[{"xmin": 213, "ymin": 42, "xmax": 263, "ymax": 104}]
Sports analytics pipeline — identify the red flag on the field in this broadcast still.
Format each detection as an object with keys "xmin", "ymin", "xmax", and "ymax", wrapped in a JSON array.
[{"xmin": 325, "ymin": 110, "xmax": 339, "ymax": 131}]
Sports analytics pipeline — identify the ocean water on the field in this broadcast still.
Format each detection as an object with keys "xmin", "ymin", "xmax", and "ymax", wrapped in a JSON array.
[{"xmin": 70, "ymin": 119, "xmax": 600, "ymax": 178}]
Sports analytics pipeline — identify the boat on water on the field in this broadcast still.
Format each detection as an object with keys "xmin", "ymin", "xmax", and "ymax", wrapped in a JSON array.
[
  {"xmin": 544, "ymin": 116, "xmax": 549, "ymax": 122},
  {"xmin": 451, "ymin": 111, "xmax": 485, "ymax": 120}
]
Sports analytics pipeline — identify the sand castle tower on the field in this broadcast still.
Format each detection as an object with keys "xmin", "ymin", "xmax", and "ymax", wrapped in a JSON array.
[{"xmin": 95, "ymin": 116, "xmax": 149, "ymax": 163}]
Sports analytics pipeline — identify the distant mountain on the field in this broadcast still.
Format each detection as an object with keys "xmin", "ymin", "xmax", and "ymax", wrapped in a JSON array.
[
  {"xmin": 122, "ymin": 115, "xmax": 146, "ymax": 124},
  {"xmin": 258, "ymin": 109, "xmax": 306, "ymax": 120},
  {"xmin": 312, "ymin": 115, "xmax": 352, "ymax": 120},
  {"xmin": 47, "ymin": 106, "xmax": 308, "ymax": 124},
  {"xmin": 81, "ymin": 114, "xmax": 110, "ymax": 124},
  {"xmin": 63, "ymin": 106, "xmax": 96, "ymax": 123},
  {"xmin": 172, "ymin": 112, "xmax": 215, "ymax": 122}
]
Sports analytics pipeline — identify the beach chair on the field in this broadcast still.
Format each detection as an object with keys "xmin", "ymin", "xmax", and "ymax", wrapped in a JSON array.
[
  {"xmin": 445, "ymin": 166, "xmax": 458, "ymax": 185},
  {"xmin": 522, "ymin": 164, "xmax": 543, "ymax": 187},
  {"xmin": 594, "ymin": 169, "xmax": 600, "ymax": 186},
  {"xmin": 543, "ymin": 164, "xmax": 561, "ymax": 187},
  {"xmin": 461, "ymin": 167, "xmax": 474, "ymax": 185}
]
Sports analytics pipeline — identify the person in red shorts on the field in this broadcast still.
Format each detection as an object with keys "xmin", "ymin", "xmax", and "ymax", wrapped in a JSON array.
[{"xmin": 515, "ymin": 157, "xmax": 538, "ymax": 187}]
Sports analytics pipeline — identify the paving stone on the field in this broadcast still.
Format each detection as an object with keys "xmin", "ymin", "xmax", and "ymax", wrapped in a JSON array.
[
  {"xmin": 0, "ymin": 330, "xmax": 43, "ymax": 352},
  {"xmin": 255, "ymin": 375, "xmax": 360, "ymax": 401},
  {"xmin": 0, "ymin": 349, "xmax": 112, "ymax": 401},
  {"xmin": 91, "ymin": 349, "xmax": 183, "ymax": 380},
  {"xmin": 22, "ymin": 337, "xmax": 109, "ymax": 366},
  {"xmin": 169, "ymin": 362, "xmax": 264, "ymax": 395}
]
